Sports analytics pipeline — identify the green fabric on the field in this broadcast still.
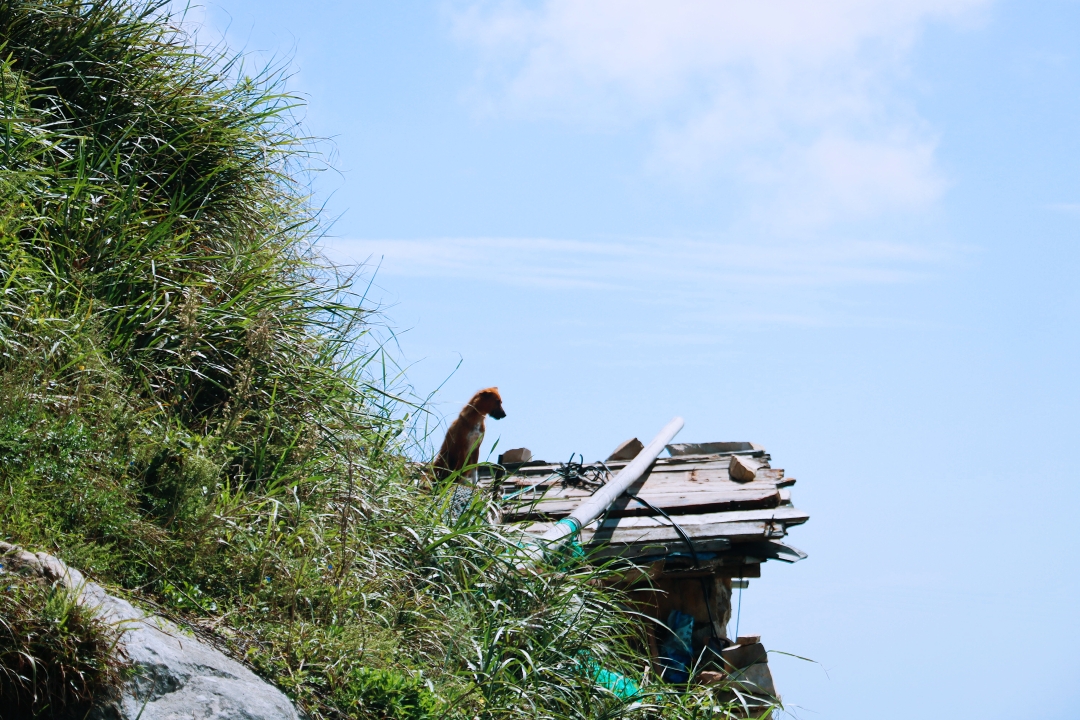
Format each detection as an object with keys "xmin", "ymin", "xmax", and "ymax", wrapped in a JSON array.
[{"xmin": 577, "ymin": 651, "xmax": 641, "ymax": 700}]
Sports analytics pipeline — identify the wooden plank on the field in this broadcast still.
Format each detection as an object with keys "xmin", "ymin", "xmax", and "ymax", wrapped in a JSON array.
[
  {"xmin": 515, "ymin": 486, "xmax": 782, "ymax": 515},
  {"xmin": 653, "ymin": 458, "xmax": 741, "ymax": 471},
  {"xmin": 495, "ymin": 459, "xmax": 798, "ymax": 541},
  {"xmin": 502, "ymin": 462, "xmax": 784, "ymax": 486},
  {"xmin": 581, "ymin": 508, "xmax": 808, "ymax": 545},
  {"xmin": 501, "ymin": 470, "xmax": 792, "ymax": 513},
  {"xmin": 661, "ymin": 453, "xmax": 767, "ymax": 465},
  {"xmin": 503, "ymin": 475, "xmax": 782, "ymax": 494},
  {"xmin": 586, "ymin": 538, "xmax": 735, "ymax": 560},
  {"xmin": 522, "ymin": 508, "xmax": 806, "ymax": 547},
  {"xmin": 500, "ymin": 467, "xmax": 785, "ymax": 497},
  {"xmin": 502, "ymin": 486, "xmax": 782, "ymax": 522},
  {"xmin": 498, "ymin": 466, "xmax": 781, "ymax": 496},
  {"xmin": 506, "ymin": 456, "xmax": 737, "ymax": 477},
  {"xmin": 590, "ymin": 505, "xmax": 809, "ymax": 529},
  {"xmin": 661, "ymin": 564, "xmax": 761, "ymax": 579},
  {"xmin": 646, "ymin": 477, "xmax": 784, "ymax": 501},
  {"xmin": 503, "ymin": 482, "xmax": 682, "ymax": 503},
  {"xmin": 503, "ymin": 484, "xmax": 592, "ymax": 500},
  {"xmin": 502, "ymin": 452, "xmax": 772, "ymax": 475},
  {"xmin": 666, "ymin": 441, "xmax": 757, "ymax": 455}
]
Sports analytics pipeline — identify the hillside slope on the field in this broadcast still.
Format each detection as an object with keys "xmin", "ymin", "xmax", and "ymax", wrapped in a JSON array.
[{"xmin": 0, "ymin": 2, "xmax": 765, "ymax": 718}]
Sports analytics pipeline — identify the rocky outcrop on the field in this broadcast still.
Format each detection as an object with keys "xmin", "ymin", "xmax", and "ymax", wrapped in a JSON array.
[{"xmin": 0, "ymin": 543, "xmax": 301, "ymax": 720}]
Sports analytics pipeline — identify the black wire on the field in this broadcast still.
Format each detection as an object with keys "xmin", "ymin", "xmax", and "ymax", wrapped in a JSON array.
[
  {"xmin": 623, "ymin": 492, "xmax": 725, "ymax": 641},
  {"xmin": 534, "ymin": 456, "xmax": 725, "ymax": 640},
  {"xmin": 596, "ymin": 461, "xmax": 700, "ymax": 571},
  {"xmin": 554, "ymin": 463, "xmax": 702, "ymax": 576},
  {"xmin": 624, "ymin": 492, "xmax": 700, "ymax": 568},
  {"xmin": 553, "ymin": 453, "xmax": 609, "ymax": 492}
]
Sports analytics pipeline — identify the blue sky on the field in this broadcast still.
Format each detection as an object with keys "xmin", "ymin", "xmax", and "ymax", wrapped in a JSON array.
[{"xmin": 195, "ymin": 2, "xmax": 1079, "ymax": 717}]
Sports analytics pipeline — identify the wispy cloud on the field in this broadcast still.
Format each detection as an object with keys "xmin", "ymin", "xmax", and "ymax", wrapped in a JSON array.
[
  {"xmin": 323, "ymin": 235, "xmax": 955, "ymax": 297},
  {"xmin": 451, "ymin": 0, "xmax": 989, "ymax": 228}
]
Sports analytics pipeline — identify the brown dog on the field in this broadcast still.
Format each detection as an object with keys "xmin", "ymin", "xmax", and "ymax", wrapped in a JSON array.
[{"xmin": 434, "ymin": 387, "xmax": 506, "ymax": 481}]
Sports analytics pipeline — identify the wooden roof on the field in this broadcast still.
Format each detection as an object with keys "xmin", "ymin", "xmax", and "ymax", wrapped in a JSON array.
[{"xmin": 483, "ymin": 442, "xmax": 808, "ymax": 571}]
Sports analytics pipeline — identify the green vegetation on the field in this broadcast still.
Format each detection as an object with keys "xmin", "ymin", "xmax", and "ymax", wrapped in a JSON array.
[
  {"xmin": 0, "ymin": 1, "xmax": 772, "ymax": 717},
  {"xmin": 0, "ymin": 572, "xmax": 128, "ymax": 719}
]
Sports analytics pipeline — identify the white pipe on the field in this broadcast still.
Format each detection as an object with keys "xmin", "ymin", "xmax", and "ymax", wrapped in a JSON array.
[{"xmin": 519, "ymin": 416, "xmax": 685, "ymax": 564}]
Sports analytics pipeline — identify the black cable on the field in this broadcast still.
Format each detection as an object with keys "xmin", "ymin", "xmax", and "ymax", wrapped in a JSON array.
[
  {"xmin": 553, "ymin": 453, "xmax": 608, "ymax": 492},
  {"xmin": 624, "ymin": 492, "xmax": 724, "ymax": 642},
  {"xmin": 624, "ymin": 492, "xmax": 700, "ymax": 568},
  {"xmin": 517, "ymin": 457, "xmax": 725, "ymax": 642}
]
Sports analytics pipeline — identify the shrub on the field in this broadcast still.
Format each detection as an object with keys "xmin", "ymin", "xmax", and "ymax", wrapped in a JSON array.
[{"xmin": 338, "ymin": 667, "xmax": 439, "ymax": 720}]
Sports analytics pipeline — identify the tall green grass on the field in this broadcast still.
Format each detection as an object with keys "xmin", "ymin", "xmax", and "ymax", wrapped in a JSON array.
[
  {"xmin": 0, "ymin": 2, "xmax": 773, "ymax": 717},
  {"xmin": 0, "ymin": 571, "xmax": 129, "ymax": 719}
]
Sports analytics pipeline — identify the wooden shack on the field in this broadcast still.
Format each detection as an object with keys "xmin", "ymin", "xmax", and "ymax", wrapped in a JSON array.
[{"xmin": 482, "ymin": 440, "xmax": 808, "ymax": 708}]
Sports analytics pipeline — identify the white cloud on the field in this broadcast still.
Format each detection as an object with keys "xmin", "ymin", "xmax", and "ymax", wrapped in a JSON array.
[{"xmin": 452, "ymin": 0, "xmax": 989, "ymax": 226}]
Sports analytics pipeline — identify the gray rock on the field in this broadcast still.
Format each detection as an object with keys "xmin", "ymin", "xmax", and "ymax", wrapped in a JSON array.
[{"xmin": 0, "ymin": 542, "xmax": 301, "ymax": 720}]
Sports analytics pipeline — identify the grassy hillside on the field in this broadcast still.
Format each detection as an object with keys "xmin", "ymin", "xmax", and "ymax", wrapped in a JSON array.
[{"xmin": 0, "ymin": 2, "xmax": 766, "ymax": 718}]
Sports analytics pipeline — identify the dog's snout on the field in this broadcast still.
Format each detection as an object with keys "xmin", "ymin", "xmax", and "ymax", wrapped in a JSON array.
[{"xmin": 491, "ymin": 407, "xmax": 507, "ymax": 420}]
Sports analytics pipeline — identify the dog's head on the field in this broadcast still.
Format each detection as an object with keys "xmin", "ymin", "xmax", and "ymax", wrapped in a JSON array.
[{"xmin": 471, "ymin": 387, "xmax": 506, "ymax": 420}]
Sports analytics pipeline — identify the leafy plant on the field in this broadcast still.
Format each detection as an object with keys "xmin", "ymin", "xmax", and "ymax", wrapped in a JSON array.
[{"xmin": 337, "ymin": 667, "xmax": 439, "ymax": 720}]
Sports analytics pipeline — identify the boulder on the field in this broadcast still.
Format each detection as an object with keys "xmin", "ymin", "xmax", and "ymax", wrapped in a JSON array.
[{"xmin": 0, "ymin": 543, "xmax": 301, "ymax": 720}]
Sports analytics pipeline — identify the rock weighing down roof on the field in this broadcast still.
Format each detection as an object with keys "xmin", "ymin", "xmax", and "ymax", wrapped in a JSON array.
[{"xmin": 486, "ymin": 441, "xmax": 808, "ymax": 570}]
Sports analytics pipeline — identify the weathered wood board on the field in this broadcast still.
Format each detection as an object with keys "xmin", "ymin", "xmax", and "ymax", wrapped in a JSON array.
[
  {"xmin": 523, "ymin": 506, "xmax": 808, "ymax": 545},
  {"xmin": 502, "ymin": 486, "xmax": 782, "ymax": 521},
  {"xmin": 490, "ymin": 445, "xmax": 808, "ymax": 565}
]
